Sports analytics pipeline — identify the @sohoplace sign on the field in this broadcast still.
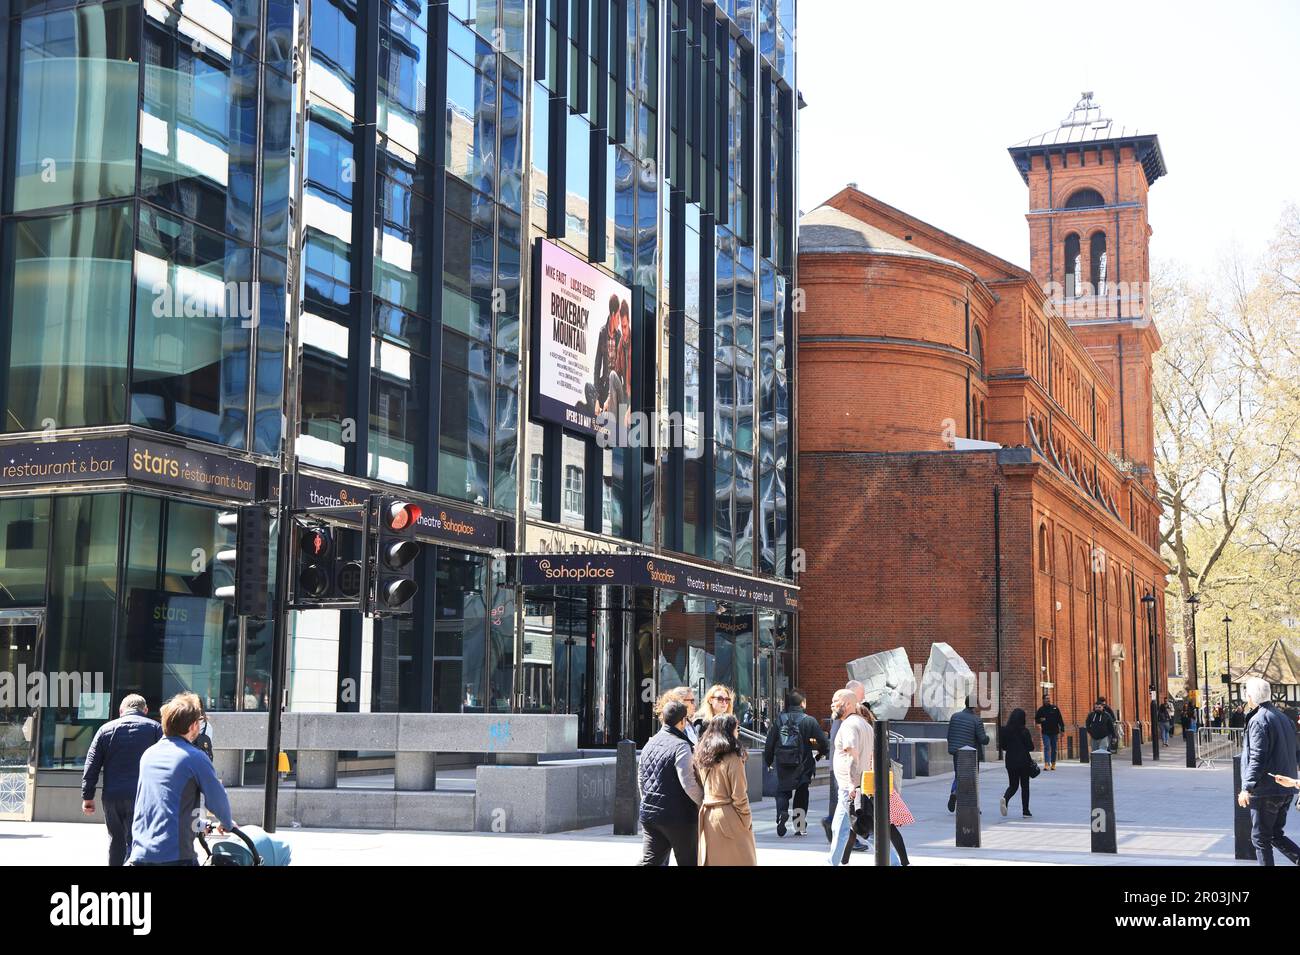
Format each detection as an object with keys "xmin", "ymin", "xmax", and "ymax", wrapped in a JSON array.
[{"xmin": 517, "ymin": 553, "xmax": 799, "ymax": 612}]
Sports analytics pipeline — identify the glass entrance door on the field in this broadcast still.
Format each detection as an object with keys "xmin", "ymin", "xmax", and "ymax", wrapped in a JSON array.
[
  {"xmin": 0, "ymin": 609, "xmax": 45, "ymax": 821},
  {"xmin": 520, "ymin": 589, "xmax": 592, "ymax": 740}
]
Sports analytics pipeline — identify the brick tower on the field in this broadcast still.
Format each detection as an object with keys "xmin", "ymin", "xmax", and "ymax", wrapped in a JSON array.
[{"xmin": 1008, "ymin": 93, "xmax": 1166, "ymax": 479}]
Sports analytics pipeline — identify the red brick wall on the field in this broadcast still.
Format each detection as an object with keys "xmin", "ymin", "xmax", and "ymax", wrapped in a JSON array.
[{"xmin": 797, "ymin": 451, "xmax": 1165, "ymax": 734}]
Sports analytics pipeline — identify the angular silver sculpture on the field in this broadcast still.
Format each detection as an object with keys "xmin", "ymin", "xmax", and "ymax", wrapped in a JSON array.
[
  {"xmin": 920, "ymin": 642, "xmax": 976, "ymax": 722},
  {"xmin": 845, "ymin": 646, "xmax": 914, "ymax": 720}
]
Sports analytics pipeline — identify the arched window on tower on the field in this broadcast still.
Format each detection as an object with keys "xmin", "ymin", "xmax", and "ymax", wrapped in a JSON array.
[
  {"xmin": 1064, "ymin": 188, "xmax": 1105, "ymax": 209},
  {"xmin": 1064, "ymin": 233, "xmax": 1081, "ymax": 298},
  {"xmin": 1090, "ymin": 232, "xmax": 1108, "ymax": 296},
  {"xmin": 972, "ymin": 327, "xmax": 985, "ymax": 379},
  {"xmin": 1038, "ymin": 524, "xmax": 1050, "ymax": 573},
  {"xmin": 980, "ymin": 400, "xmax": 987, "ymax": 440}
]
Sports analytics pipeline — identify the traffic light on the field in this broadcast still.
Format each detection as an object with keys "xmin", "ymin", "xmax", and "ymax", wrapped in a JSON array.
[
  {"xmin": 214, "ymin": 507, "xmax": 271, "ymax": 617},
  {"xmin": 366, "ymin": 496, "xmax": 422, "ymax": 615},
  {"xmin": 294, "ymin": 522, "xmax": 334, "ymax": 604}
]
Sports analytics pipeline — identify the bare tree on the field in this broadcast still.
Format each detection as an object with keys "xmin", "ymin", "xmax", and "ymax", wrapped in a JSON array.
[{"xmin": 1153, "ymin": 215, "xmax": 1300, "ymax": 694}]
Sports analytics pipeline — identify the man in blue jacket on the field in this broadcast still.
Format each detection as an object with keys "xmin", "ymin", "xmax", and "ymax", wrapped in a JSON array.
[
  {"xmin": 81, "ymin": 694, "xmax": 162, "ymax": 866},
  {"xmin": 129, "ymin": 692, "xmax": 234, "ymax": 866},
  {"xmin": 1237, "ymin": 677, "xmax": 1300, "ymax": 866}
]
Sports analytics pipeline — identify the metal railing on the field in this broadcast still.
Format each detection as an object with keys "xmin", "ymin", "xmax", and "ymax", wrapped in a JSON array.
[{"xmin": 1196, "ymin": 727, "xmax": 1244, "ymax": 768}]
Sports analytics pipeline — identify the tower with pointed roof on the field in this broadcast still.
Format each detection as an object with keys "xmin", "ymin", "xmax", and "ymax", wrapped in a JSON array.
[{"xmin": 1009, "ymin": 93, "xmax": 1165, "ymax": 482}]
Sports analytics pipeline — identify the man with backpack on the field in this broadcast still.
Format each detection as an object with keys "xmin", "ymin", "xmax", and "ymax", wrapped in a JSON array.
[
  {"xmin": 1085, "ymin": 699, "xmax": 1116, "ymax": 753},
  {"xmin": 763, "ymin": 688, "xmax": 829, "ymax": 837}
]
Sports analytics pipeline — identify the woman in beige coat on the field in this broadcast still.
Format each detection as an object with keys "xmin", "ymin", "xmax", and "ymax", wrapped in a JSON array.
[{"xmin": 694, "ymin": 714, "xmax": 758, "ymax": 866}]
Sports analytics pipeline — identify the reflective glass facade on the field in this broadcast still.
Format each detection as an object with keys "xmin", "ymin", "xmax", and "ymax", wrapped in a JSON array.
[{"xmin": 0, "ymin": 0, "xmax": 797, "ymax": 768}]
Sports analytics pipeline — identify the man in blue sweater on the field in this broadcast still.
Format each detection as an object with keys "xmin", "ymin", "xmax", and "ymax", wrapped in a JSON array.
[
  {"xmin": 81, "ymin": 694, "xmax": 163, "ymax": 866},
  {"xmin": 129, "ymin": 692, "xmax": 234, "ymax": 866}
]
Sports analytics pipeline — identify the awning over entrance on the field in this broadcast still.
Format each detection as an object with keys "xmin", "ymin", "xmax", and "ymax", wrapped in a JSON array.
[{"xmin": 518, "ymin": 552, "xmax": 799, "ymax": 612}]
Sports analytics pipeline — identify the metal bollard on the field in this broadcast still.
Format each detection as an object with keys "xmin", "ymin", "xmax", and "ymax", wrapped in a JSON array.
[
  {"xmin": 955, "ymin": 746, "xmax": 980, "ymax": 848},
  {"xmin": 1090, "ymin": 748, "xmax": 1117, "ymax": 854},
  {"xmin": 1132, "ymin": 724, "xmax": 1143, "ymax": 766},
  {"xmin": 1079, "ymin": 726, "xmax": 1090, "ymax": 764},
  {"xmin": 1230, "ymin": 757, "xmax": 1255, "ymax": 861},
  {"xmin": 614, "ymin": 739, "xmax": 639, "ymax": 836},
  {"xmin": 1066, "ymin": 733, "xmax": 1075, "ymax": 761},
  {"xmin": 1185, "ymin": 729, "xmax": 1197, "ymax": 768}
]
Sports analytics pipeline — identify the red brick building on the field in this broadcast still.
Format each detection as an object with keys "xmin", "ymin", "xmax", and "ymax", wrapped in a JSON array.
[{"xmin": 797, "ymin": 95, "xmax": 1170, "ymax": 736}]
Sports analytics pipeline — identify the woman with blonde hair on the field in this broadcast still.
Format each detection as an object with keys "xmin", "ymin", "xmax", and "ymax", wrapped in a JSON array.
[
  {"xmin": 693, "ymin": 684, "xmax": 735, "ymax": 737},
  {"xmin": 694, "ymin": 714, "xmax": 757, "ymax": 865}
]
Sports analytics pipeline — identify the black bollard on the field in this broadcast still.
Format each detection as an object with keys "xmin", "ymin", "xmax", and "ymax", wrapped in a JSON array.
[
  {"xmin": 955, "ymin": 747, "xmax": 980, "ymax": 848},
  {"xmin": 1079, "ymin": 726, "xmax": 1090, "ymax": 764},
  {"xmin": 1066, "ymin": 733, "xmax": 1075, "ymax": 761},
  {"xmin": 1185, "ymin": 728, "xmax": 1197, "ymax": 768},
  {"xmin": 614, "ymin": 739, "xmax": 639, "ymax": 835},
  {"xmin": 1132, "ymin": 724, "xmax": 1143, "ymax": 766},
  {"xmin": 1230, "ymin": 757, "xmax": 1255, "ymax": 861},
  {"xmin": 1152, "ymin": 720, "xmax": 1160, "ymax": 761},
  {"xmin": 1090, "ymin": 749, "xmax": 1118, "ymax": 854},
  {"xmin": 874, "ymin": 718, "xmax": 891, "ymax": 867}
]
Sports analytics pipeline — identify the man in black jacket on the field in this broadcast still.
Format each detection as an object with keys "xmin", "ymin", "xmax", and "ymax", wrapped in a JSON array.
[
  {"xmin": 1237, "ymin": 677, "xmax": 1300, "ymax": 866},
  {"xmin": 764, "ymin": 689, "xmax": 829, "ymax": 837},
  {"xmin": 80, "ymin": 694, "xmax": 162, "ymax": 866},
  {"xmin": 1034, "ymin": 692, "xmax": 1066, "ymax": 770},
  {"xmin": 637, "ymin": 698, "xmax": 703, "ymax": 865},
  {"xmin": 1085, "ymin": 699, "xmax": 1116, "ymax": 754}
]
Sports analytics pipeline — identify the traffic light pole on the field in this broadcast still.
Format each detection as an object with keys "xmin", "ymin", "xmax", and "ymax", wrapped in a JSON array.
[{"xmin": 262, "ymin": 473, "xmax": 295, "ymax": 833}]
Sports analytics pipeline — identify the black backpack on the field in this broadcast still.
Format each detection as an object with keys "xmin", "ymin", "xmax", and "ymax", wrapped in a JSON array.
[{"xmin": 775, "ymin": 712, "xmax": 805, "ymax": 770}]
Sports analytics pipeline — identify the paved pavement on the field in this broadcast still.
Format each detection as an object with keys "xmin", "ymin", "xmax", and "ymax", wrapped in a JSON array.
[{"xmin": 1, "ymin": 754, "xmax": 1268, "ymax": 866}]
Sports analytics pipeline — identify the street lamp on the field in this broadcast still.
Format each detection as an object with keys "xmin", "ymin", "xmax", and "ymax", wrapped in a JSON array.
[
  {"xmin": 1186, "ymin": 593, "xmax": 1201, "ymax": 720},
  {"xmin": 1141, "ymin": 590, "xmax": 1159, "ymax": 759},
  {"xmin": 1222, "ymin": 615, "xmax": 1232, "ymax": 706}
]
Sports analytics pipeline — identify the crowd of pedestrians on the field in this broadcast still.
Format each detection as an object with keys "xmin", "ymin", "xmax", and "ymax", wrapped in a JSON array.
[{"xmin": 637, "ymin": 681, "xmax": 912, "ymax": 865}]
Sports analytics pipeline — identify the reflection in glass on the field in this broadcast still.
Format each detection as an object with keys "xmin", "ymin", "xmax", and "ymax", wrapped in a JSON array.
[
  {"xmin": 12, "ymin": 1, "xmax": 140, "ymax": 212},
  {"xmin": 131, "ymin": 206, "xmax": 252, "ymax": 447},
  {"xmin": 3, "ymin": 204, "xmax": 133, "ymax": 432}
]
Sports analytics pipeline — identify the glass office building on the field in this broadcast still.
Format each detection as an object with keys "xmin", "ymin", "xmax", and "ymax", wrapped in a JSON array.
[{"xmin": 0, "ymin": 0, "xmax": 796, "ymax": 819}]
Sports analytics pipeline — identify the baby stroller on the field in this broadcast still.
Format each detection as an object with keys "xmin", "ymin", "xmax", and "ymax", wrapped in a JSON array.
[{"xmin": 198, "ymin": 824, "xmax": 292, "ymax": 866}]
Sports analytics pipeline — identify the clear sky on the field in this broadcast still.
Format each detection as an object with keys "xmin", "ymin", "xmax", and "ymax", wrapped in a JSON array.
[{"xmin": 796, "ymin": 0, "xmax": 1300, "ymax": 275}]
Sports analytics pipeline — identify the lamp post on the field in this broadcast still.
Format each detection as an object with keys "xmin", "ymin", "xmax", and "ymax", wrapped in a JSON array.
[
  {"xmin": 1141, "ymin": 590, "xmax": 1159, "ymax": 759},
  {"xmin": 1222, "ymin": 615, "xmax": 1233, "ymax": 706},
  {"xmin": 1186, "ymin": 593, "xmax": 1201, "ymax": 721}
]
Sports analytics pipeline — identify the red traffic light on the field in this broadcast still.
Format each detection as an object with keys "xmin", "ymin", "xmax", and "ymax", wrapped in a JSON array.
[
  {"xmin": 383, "ymin": 501, "xmax": 422, "ymax": 532},
  {"xmin": 300, "ymin": 527, "xmax": 332, "ymax": 559}
]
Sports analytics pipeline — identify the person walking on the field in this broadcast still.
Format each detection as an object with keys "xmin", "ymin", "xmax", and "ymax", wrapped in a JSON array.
[
  {"xmin": 1085, "ymin": 699, "xmax": 1116, "ymax": 754},
  {"xmin": 1034, "ymin": 692, "xmax": 1065, "ymax": 770},
  {"xmin": 128, "ymin": 692, "xmax": 234, "ymax": 866},
  {"xmin": 1000, "ymin": 708, "xmax": 1036, "ymax": 818},
  {"xmin": 80, "ymin": 694, "xmax": 163, "ymax": 866},
  {"xmin": 695, "ymin": 714, "xmax": 757, "ymax": 866},
  {"xmin": 946, "ymin": 698, "xmax": 990, "ymax": 813},
  {"xmin": 638, "ymin": 696, "xmax": 703, "ymax": 866},
  {"xmin": 1159, "ymin": 700, "xmax": 1174, "ymax": 744},
  {"xmin": 1236, "ymin": 677, "xmax": 1300, "ymax": 866},
  {"xmin": 821, "ymin": 679, "xmax": 865, "ymax": 843},
  {"xmin": 763, "ymin": 689, "xmax": 829, "ymax": 837},
  {"xmin": 827, "ymin": 689, "xmax": 871, "ymax": 866}
]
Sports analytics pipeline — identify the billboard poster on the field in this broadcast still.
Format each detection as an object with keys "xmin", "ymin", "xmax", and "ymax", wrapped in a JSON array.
[{"xmin": 531, "ymin": 239, "xmax": 633, "ymax": 437}]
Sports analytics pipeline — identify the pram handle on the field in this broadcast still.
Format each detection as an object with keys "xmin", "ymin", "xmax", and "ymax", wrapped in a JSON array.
[{"xmin": 197, "ymin": 824, "xmax": 263, "ymax": 865}]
